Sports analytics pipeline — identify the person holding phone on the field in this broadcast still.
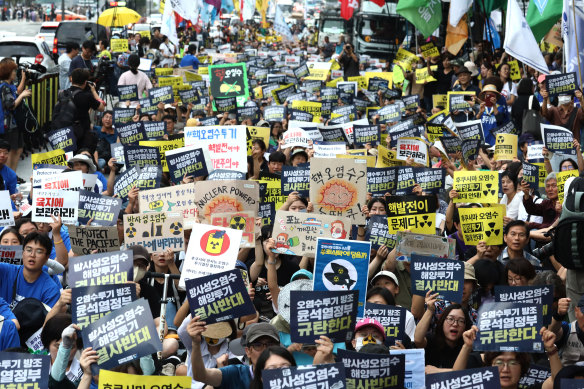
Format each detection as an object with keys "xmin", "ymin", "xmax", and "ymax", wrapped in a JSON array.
[{"xmin": 338, "ymin": 42, "xmax": 360, "ymax": 79}]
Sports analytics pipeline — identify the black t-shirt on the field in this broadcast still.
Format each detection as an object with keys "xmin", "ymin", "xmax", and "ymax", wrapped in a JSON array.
[
  {"xmin": 424, "ymin": 334, "xmax": 483, "ymax": 369},
  {"xmin": 138, "ymin": 279, "xmax": 162, "ymax": 318},
  {"xmin": 71, "ymin": 86, "xmax": 100, "ymax": 131},
  {"xmin": 258, "ymin": 255, "xmax": 300, "ymax": 287},
  {"xmin": 339, "ymin": 53, "xmax": 360, "ymax": 78},
  {"xmin": 69, "ymin": 55, "xmax": 95, "ymax": 76}
]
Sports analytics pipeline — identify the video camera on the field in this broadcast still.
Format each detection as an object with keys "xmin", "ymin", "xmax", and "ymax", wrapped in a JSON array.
[
  {"xmin": 94, "ymin": 55, "xmax": 116, "ymax": 88},
  {"xmin": 18, "ymin": 62, "xmax": 46, "ymax": 85}
]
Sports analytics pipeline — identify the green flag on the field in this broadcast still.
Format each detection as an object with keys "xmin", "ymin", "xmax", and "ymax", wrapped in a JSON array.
[
  {"xmin": 396, "ymin": 0, "xmax": 442, "ymax": 38},
  {"xmin": 477, "ymin": 0, "xmax": 506, "ymax": 13},
  {"xmin": 526, "ymin": 0, "xmax": 562, "ymax": 42}
]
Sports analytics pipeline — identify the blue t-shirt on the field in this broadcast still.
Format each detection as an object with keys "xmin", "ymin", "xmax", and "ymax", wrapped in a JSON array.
[
  {"xmin": 0, "ymin": 164, "xmax": 17, "ymax": 194},
  {"xmin": 0, "ymin": 297, "xmax": 16, "ymax": 321},
  {"xmin": 96, "ymin": 171, "xmax": 108, "ymax": 192},
  {"xmin": 180, "ymin": 54, "xmax": 200, "ymax": 70},
  {"xmin": 0, "ymin": 319, "xmax": 20, "ymax": 351},
  {"xmin": 218, "ymin": 364, "xmax": 252, "ymax": 389},
  {"xmin": 0, "ymin": 263, "xmax": 61, "ymax": 308},
  {"xmin": 94, "ymin": 126, "xmax": 119, "ymax": 145},
  {"xmin": 50, "ymin": 225, "xmax": 71, "ymax": 261}
]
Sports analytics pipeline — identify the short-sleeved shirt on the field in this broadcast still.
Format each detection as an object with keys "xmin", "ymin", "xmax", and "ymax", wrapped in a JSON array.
[
  {"xmin": 180, "ymin": 54, "xmax": 200, "ymax": 70},
  {"xmin": 0, "ymin": 318, "xmax": 20, "ymax": 351},
  {"xmin": 0, "ymin": 164, "xmax": 17, "ymax": 194},
  {"xmin": 217, "ymin": 364, "xmax": 252, "ymax": 389},
  {"xmin": 71, "ymin": 86, "xmax": 101, "ymax": 131},
  {"xmin": 68, "ymin": 55, "xmax": 94, "ymax": 76},
  {"xmin": 0, "ymin": 264, "xmax": 61, "ymax": 308}
]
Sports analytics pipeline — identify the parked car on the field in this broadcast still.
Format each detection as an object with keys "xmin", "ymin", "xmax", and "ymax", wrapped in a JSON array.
[
  {"xmin": 0, "ymin": 37, "xmax": 58, "ymax": 74},
  {"xmin": 35, "ymin": 22, "xmax": 60, "ymax": 50},
  {"xmin": 54, "ymin": 10, "xmax": 88, "ymax": 21},
  {"xmin": 52, "ymin": 21, "xmax": 109, "ymax": 60}
]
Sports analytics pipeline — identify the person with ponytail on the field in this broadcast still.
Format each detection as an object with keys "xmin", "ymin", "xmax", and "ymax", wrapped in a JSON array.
[{"xmin": 117, "ymin": 54, "xmax": 153, "ymax": 98}]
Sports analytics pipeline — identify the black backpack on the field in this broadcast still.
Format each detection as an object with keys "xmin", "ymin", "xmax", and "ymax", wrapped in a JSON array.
[
  {"xmin": 552, "ymin": 176, "xmax": 584, "ymax": 269},
  {"xmin": 50, "ymin": 87, "xmax": 82, "ymax": 131}
]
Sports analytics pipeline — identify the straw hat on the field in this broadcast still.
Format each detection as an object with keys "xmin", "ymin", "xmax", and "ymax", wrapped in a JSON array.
[{"xmin": 479, "ymin": 84, "xmax": 501, "ymax": 101}]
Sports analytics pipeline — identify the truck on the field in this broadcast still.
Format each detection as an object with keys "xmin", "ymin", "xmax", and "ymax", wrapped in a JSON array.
[
  {"xmin": 352, "ymin": 0, "xmax": 409, "ymax": 60},
  {"xmin": 317, "ymin": 8, "xmax": 352, "ymax": 47}
]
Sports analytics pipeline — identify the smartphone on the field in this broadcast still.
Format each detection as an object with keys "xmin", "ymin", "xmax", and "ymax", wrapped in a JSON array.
[{"xmin": 463, "ymin": 95, "xmax": 474, "ymax": 101}]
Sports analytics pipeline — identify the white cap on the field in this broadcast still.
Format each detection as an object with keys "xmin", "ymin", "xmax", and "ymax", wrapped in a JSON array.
[{"xmin": 370, "ymin": 270, "xmax": 399, "ymax": 287}]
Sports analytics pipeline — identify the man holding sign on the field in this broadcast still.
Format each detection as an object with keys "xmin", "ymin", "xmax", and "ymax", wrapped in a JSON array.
[{"xmin": 541, "ymin": 88, "xmax": 584, "ymax": 142}]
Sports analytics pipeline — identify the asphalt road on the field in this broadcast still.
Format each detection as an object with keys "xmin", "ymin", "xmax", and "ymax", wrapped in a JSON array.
[{"xmin": 0, "ymin": 20, "xmax": 43, "ymax": 37}]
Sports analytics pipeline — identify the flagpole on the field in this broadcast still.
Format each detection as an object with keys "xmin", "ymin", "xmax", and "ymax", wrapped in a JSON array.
[{"xmin": 571, "ymin": 0, "xmax": 583, "ymax": 82}]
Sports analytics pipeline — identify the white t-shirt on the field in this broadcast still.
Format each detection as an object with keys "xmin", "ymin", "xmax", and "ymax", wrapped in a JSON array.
[
  {"xmin": 501, "ymin": 81, "xmax": 518, "ymax": 113},
  {"xmin": 160, "ymin": 42, "xmax": 175, "ymax": 68},
  {"xmin": 500, "ymin": 192, "xmax": 523, "ymax": 220},
  {"xmin": 117, "ymin": 70, "xmax": 153, "ymax": 98}
]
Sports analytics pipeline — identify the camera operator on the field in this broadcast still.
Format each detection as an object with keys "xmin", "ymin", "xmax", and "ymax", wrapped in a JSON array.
[
  {"xmin": 69, "ymin": 40, "xmax": 97, "ymax": 78},
  {"xmin": 338, "ymin": 42, "xmax": 359, "ymax": 79},
  {"xmin": 68, "ymin": 68, "xmax": 105, "ymax": 152}
]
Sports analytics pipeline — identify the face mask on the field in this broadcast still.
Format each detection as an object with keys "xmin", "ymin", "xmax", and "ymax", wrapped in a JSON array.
[
  {"xmin": 133, "ymin": 265, "xmax": 147, "ymax": 283},
  {"xmin": 354, "ymin": 335, "xmax": 381, "ymax": 351}
]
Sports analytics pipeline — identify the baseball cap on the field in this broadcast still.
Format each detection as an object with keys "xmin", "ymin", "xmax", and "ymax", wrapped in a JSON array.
[
  {"xmin": 244, "ymin": 322, "xmax": 280, "ymax": 345},
  {"xmin": 129, "ymin": 245, "xmax": 150, "ymax": 266},
  {"xmin": 291, "ymin": 269, "xmax": 313, "ymax": 282},
  {"xmin": 235, "ymin": 260, "xmax": 248, "ymax": 272},
  {"xmin": 370, "ymin": 270, "xmax": 399, "ymax": 287},
  {"xmin": 355, "ymin": 318, "xmax": 386, "ymax": 340},
  {"xmin": 537, "ymin": 74, "xmax": 546, "ymax": 84}
]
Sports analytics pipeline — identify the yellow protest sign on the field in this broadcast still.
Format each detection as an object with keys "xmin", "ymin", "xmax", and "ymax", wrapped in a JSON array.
[
  {"xmin": 387, "ymin": 195, "xmax": 437, "ymax": 234},
  {"xmin": 365, "ymin": 72, "xmax": 393, "ymax": 88},
  {"xmin": 110, "ymin": 38, "xmax": 128, "ymax": 53},
  {"xmin": 421, "ymin": 42, "xmax": 440, "ymax": 58},
  {"xmin": 32, "ymin": 149, "xmax": 67, "ymax": 168},
  {"xmin": 198, "ymin": 56, "xmax": 212, "ymax": 64},
  {"xmin": 392, "ymin": 64, "xmax": 405, "ymax": 85},
  {"xmin": 330, "ymin": 59, "xmax": 341, "ymax": 70},
  {"xmin": 348, "ymin": 76, "xmax": 367, "ymax": 90},
  {"xmin": 347, "ymin": 149, "xmax": 368, "ymax": 155},
  {"xmin": 140, "ymin": 138, "xmax": 184, "ymax": 172},
  {"xmin": 432, "ymin": 94, "xmax": 447, "ymax": 109},
  {"xmin": 337, "ymin": 154, "xmax": 376, "ymax": 167},
  {"xmin": 185, "ymin": 71, "xmax": 202, "ymax": 82},
  {"xmin": 155, "ymin": 68, "xmax": 173, "ymax": 76},
  {"xmin": 393, "ymin": 48, "xmax": 418, "ymax": 72},
  {"xmin": 557, "ymin": 169, "xmax": 579, "ymax": 204},
  {"xmin": 453, "ymin": 171, "xmax": 499, "ymax": 203},
  {"xmin": 158, "ymin": 76, "xmax": 183, "ymax": 88},
  {"xmin": 426, "ymin": 123, "xmax": 445, "ymax": 143},
  {"xmin": 137, "ymin": 29, "xmax": 150, "ymax": 40},
  {"xmin": 459, "ymin": 205, "xmax": 505, "ymax": 246},
  {"xmin": 376, "ymin": 144, "xmax": 399, "ymax": 167},
  {"xmin": 261, "ymin": 179, "xmax": 286, "ymax": 210},
  {"xmin": 508, "ymin": 60, "xmax": 521, "ymax": 81},
  {"xmin": 494, "ymin": 133, "xmax": 518, "ymax": 161},
  {"xmin": 291, "ymin": 100, "xmax": 321, "ymax": 122},
  {"xmin": 198, "ymin": 66, "xmax": 208, "ymax": 75},
  {"xmin": 253, "ymin": 86, "xmax": 263, "ymax": 99},
  {"xmin": 247, "ymin": 126, "xmax": 270, "ymax": 156},
  {"xmin": 415, "ymin": 67, "xmax": 437, "ymax": 84},
  {"xmin": 534, "ymin": 162, "xmax": 546, "ymax": 187},
  {"xmin": 99, "ymin": 370, "xmax": 192, "ymax": 389},
  {"xmin": 326, "ymin": 77, "xmax": 342, "ymax": 87}
]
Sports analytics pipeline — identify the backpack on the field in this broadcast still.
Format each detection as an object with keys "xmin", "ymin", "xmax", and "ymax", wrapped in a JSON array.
[
  {"xmin": 552, "ymin": 176, "xmax": 584, "ymax": 270},
  {"xmin": 0, "ymin": 82, "xmax": 14, "ymax": 135},
  {"xmin": 522, "ymin": 95, "xmax": 543, "ymax": 140},
  {"xmin": 50, "ymin": 87, "xmax": 82, "ymax": 131}
]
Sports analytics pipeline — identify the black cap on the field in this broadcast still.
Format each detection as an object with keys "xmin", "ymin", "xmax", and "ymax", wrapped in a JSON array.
[{"xmin": 456, "ymin": 66, "xmax": 472, "ymax": 75}]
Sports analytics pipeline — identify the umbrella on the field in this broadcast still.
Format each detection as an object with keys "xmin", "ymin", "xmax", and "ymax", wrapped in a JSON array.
[{"xmin": 98, "ymin": 7, "xmax": 141, "ymax": 27}]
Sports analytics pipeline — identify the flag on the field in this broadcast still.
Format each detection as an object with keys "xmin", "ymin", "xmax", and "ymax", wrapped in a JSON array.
[
  {"xmin": 483, "ymin": 16, "xmax": 501, "ymax": 49},
  {"xmin": 396, "ymin": 0, "xmax": 442, "ymax": 38},
  {"xmin": 222, "ymin": 0, "xmax": 235, "ymax": 13},
  {"xmin": 256, "ymin": 0, "xmax": 270, "ymax": 24},
  {"xmin": 205, "ymin": 0, "xmax": 221, "ymax": 10},
  {"xmin": 370, "ymin": 0, "xmax": 385, "ymax": 7},
  {"xmin": 477, "ymin": 0, "xmax": 506, "ymax": 13},
  {"xmin": 562, "ymin": 0, "xmax": 584, "ymax": 85},
  {"xmin": 503, "ymin": 0, "xmax": 549, "ymax": 74},
  {"xmin": 340, "ymin": 0, "xmax": 359, "ymax": 20},
  {"xmin": 526, "ymin": 0, "xmax": 563, "ymax": 42},
  {"xmin": 161, "ymin": 1, "xmax": 179, "ymax": 46},
  {"xmin": 274, "ymin": 5, "xmax": 294, "ymax": 41},
  {"xmin": 242, "ymin": 0, "xmax": 255, "ymax": 20},
  {"xmin": 445, "ymin": 13, "xmax": 468, "ymax": 55},
  {"xmin": 168, "ymin": 0, "xmax": 200, "ymax": 22},
  {"xmin": 449, "ymin": 0, "xmax": 472, "ymax": 27}
]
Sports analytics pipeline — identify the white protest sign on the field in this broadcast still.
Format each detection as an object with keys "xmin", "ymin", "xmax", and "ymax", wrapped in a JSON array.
[
  {"xmin": 32, "ymin": 189, "xmax": 79, "ymax": 224},
  {"xmin": 183, "ymin": 125, "xmax": 247, "ymax": 173},
  {"xmin": 0, "ymin": 191, "xmax": 14, "ymax": 226},
  {"xmin": 282, "ymin": 128, "xmax": 311, "ymax": 148},
  {"xmin": 40, "ymin": 171, "xmax": 83, "ymax": 190}
]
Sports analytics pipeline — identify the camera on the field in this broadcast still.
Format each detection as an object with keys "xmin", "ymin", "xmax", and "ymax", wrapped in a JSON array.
[
  {"xmin": 18, "ymin": 63, "xmax": 46, "ymax": 84},
  {"xmin": 532, "ymin": 230, "xmax": 554, "ymax": 258},
  {"xmin": 94, "ymin": 56, "xmax": 116, "ymax": 87}
]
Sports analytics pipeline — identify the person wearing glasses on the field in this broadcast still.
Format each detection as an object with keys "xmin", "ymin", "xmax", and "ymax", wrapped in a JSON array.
[
  {"xmin": 249, "ymin": 346, "xmax": 297, "ymax": 389},
  {"xmin": 187, "ymin": 320, "xmax": 280, "ymax": 388},
  {"xmin": 453, "ymin": 325, "xmax": 561, "ymax": 389},
  {"xmin": 505, "ymin": 258, "xmax": 536, "ymax": 287}
]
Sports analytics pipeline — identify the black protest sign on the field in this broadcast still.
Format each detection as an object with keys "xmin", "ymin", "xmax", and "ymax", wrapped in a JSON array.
[
  {"xmin": 353, "ymin": 98, "xmax": 369, "ymax": 112},
  {"xmin": 367, "ymin": 167, "xmax": 397, "ymax": 196},
  {"xmin": 457, "ymin": 120, "xmax": 485, "ymax": 142},
  {"xmin": 82, "ymin": 299, "xmax": 162, "ymax": 373},
  {"xmin": 281, "ymin": 164, "xmax": 310, "ymax": 196},
  {"xmin": 124, "ymin": 145, "xmax": 161, "ymax": 168},
  {"xmin": 475, "ymin": 302, "xmax": 543, "ymax": 352},
  {"xmin": 72, "ymin": 284, "xmax": 136, "ymax": 329},
  {"xmin": 236, "ymin": 106, "xmax": 260, "ymax": 123},
  {"xmin": 78, "ymin": 190, "xmax": 122, "ymax": 226},
  {"xmin": 178, "ymin": 88, "xmax": 201, "ymax": 105},
  {"xmin": 113, "ymin": 107, "xmax": 135, "ymax": 125},
  {"xmin": 495, "ymin": 285, "xmax": 554, "ymax": 325},
  {"xmin": 136, "ymin": 165, "xmax": 162, "ymax": 191},
  {"xmin": 462, "ymin": 138, "xmax": 482, "ymax": 165},
  {"xmin": 166, "ymin": 146, "xmax": 208, "ymax": 184},
  {"xmin": 394, "ymin": 166, "xmax": 416, "ymax": 195},
  {"xmin": 118, "ymin": 84, "xmax": 139, "ymax": 101},
  {"xmin": 448, "ymin": 92, "xmax": 474, "ymax": 112},
  {"xmin": 522, "ymin": 162, "xmax": 540, "ymax": 190},
  {"xmin": 263, "ymin": 105, "xmax": 286, "ymax": 122},
  {"xmin": 364, "ymin": 302, "xmax": 406, "ymax": 345},
  {"xmin": 114, "ymin": 165, "xmax": 140, "ymax": 200},
  {"xmin": 329, "ymin": 114, "xmax": 351, "ymax": 125},
  {"xmin": 410, "ymin": 254, "xmax": 464, "ymax": 302},
  {"xmin": 440, "ymin": 133, "xmax": 462, "ymax": 155},
  {"xmin": 139, "ymin": 97, "xmax": 158, "ymax": 115},
  {"xmin": 403, "ymin": 95, "xmax": 420, "ymax": 111},
  {"xmin": 290, "ymin": 290, "xmax": 358, "ymax": 343},
  {"xmin": 545, "ymin": 72, "xmax": 578, "ymax": 97},
  {"xmin": 68, "ymin": 250, "xmax": 133, "ymax": 288},
  {"xmin": 389, "ymin": 123, "xmax": 424, "ymax": 149},
  {"xmin": 518, "ymin": 364, "xmax": 550, "ymax": 389},
  {"xmin": 262, "ymin": 363, "xmax": 346, "ymax": 389},
  {"xmin": 185, "ymin": 269, "xmax": 255, "ymax": 324},
  {"xmin": 47, "ymin": 127, "xmax": 77, "ymax": 153},
  {"xmin": 207, "ymin": 169, "xmax": 246, "ymax": 180},
  {"xmin": 149, "ymin": 85, "xmax": 174, "ymax": 104},
  {"xmin": 262, "ymin": 83, "xmax": 280, "ymax": 99},
  {"xmin": 273, "ymin": 84, "xmax": 296, "ymax": 105},
  {"xmin": 365, "ymin": 215, "xmax": 396, "ymax": 250},
  {"xmin": 377, "ymin": 103, "xmax": 402, "ymax": 124},
  {"xmin": 541, "ymin": 124, "xmax": 576, "ymax": 155},
  {"xmin": 198, "ymin": 116, "xmax": 219, "ymax": 126},
  {"xmin": 0, "ymin": 245, "xmax": 22, "ymax": 265},
  {"xmin": 491, "ymin": 120, "xmax": 517, "ymax": 136},
  {"xmin": 209, "ymin": 63, "xmax": 248, "ymax": 101},
  {"xmin": 293, "ymin": 63, "xmax": 310, "ymax": 78},
  {"xmin": 288, "ymin": 108, "xmax": 314, "ymax": 122},
  {"xmin": 368, "ymin": 78, "xmax": 389, "ymax": 92},
  {"xmin": 320, "ymin": 87, "xmax": 339, "ymax": 101},
  {"xmin": 215, "ymin": 96, "xmax": 237, "ymax": 113},
  {"xmin": 68, "ymin": 225, "xmax": 120, "ymax": 255},
  {"xmin": 414, "ymin": 167, "xmax": 445, "ymax": 194},
  {"xmin": 267, "ymin": 74, "xmax": 286, "ymax": 85},
  {"xmin": 337, "ymin": 349, "xmax": 406, "ymax": 389},
  {"xmin": 426, "ymin": 367, "xmax": 500, "ymax": 389},
  {"xmin": 259, "ymin": 201, "xmax": 276, "ymax": 227},
  {"xmin": 0, "ymin": 353, "xmax": 50, "ymax": 389},
  {"xmin": 144, "ymin": 121, "xmax": 167, "ymax": 139},
  {"xmin": 319, "ymin": 124, "xmax": 348, "ymax": 143},
  {"xmin": 118, "ymin": 122, "xmax": 147, "ymax": 145}
]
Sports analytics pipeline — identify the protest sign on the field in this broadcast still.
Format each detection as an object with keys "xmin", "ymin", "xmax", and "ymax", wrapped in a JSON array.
[
  {"xmin": 396, "ymin": 137, "xmax": 428, "ymax": 166},
  {"xmin": 394, "ymin": 166, "xmax": 418, "ymax": 195},
  {"xmin": 139, "ymin": 138, "xmax": 185, "ymax": 173},
  {"xmin": 31, "ymin": 149, "xmax": 67, "ymax": 168},
  {"xmin": 282, "ymin": 128, "xmax": 311, "ymax": 148},
  {"xmin": 310, "ymin": 158, "xmax": 367, "ymax": 224},
  {"xmin": 495, "ymin": 285, "xmax": 554, "ymax": 326},
  {"xmin": 459, "ymin": 205, "xmax": 505, "ymax": 246},
  {"xmin": 209, "ymin": 62, "xmax": 249, "ymax": 106},
  {"xmin": 246, "ymin": 126, "xmax": 271, "ymax": 155},
  {"xmin": 215, "ymin": 96, "xmax": 237, "ymax": 112},
  {"xmin": 82, "ymin": 298, "xmax": 162, "ymax": 372},
  {"xmin": 68, "ymin": 225, "xmax": 120, "ymax": 255},
  {"xmin": 462, "ymin": 138, "xmax": 481, "ymax": 165},
  {"xmin": 448, "ymin": 91, "xmax": 475, "ymax": 112},
  {"xmin": 545, "ymin": 72, "xmax": 578, "ymax": 96},
  {"xmin": 313, "ymin": 238, "xmax": 370, "ymax": 317},
  {"xmin": 98, "ymin": 370, "xmax": 192, "ymax": 389},
  {"xmin": 0, "ymin": 353, "xmax": 50, "ymax": 389},
  {"xmin": 0, "ymin": 191, "xmax": 13, "ymax": 226},
  {"xmin": 319, "ymin": 124, "xmax": 348, "ymax": 143},
  {"xmin": 138, "ymin": 183, "xmax": 197, "ymax": 225},
  {"xmin": 0, "ymin": 245, "xmax": 22, "ymax": 265},
  {"xmin": 117, "ymin": 84, "xmax": 139, "ymax": 101},
  {"xmin": 113, "ymin": 107, "xmax": 135, "ymax": 125},
  {"xmin": 185, "ymin": 269, "xmax": 255, "ymax": 323},
  {"xmin": 263, "ymin": 105, "xmax": 286, "ymax": 122},
  {"xmin": 207, "ymin": 169, "xmax": 246, "ymax": 181},
  {"xmin": 410, "ymin": 254, "xmax": 464, "ymax": 303},
  {"xmin": 365, "ymin": 215, "xmax": 396, "ymax": 250},
  {"xmin": 421, "ymin": 42, "xmax": 440, "ymax": 57},
  {"xmin": 376, "ymin": 145, "xmax": 400, "ymax": 168},
  {"xmin": 124, "ymin": 212, "xmax": 184, "ymax": 253},
  {"xmin": 367, "ymin": 167, "xmax": 396, "ymax": 196},
  {"xmin": 179, "ymin": 224, "xmax": 243, "ymax": 289},
  {"xmin": 557, "ymin": 169, "xmax": 579, "ymax": 204},
  {"xmin": 440, "ymin": 133, "xmax": 462, "ymax": 155},
  {"xmin": 113, "ymin": 165, "xmax": 140, "ymax": 200},
  {"xmin": 491, "ymin": 120, "xmax": 518, "ymax": 136},
  {"xmin": 117, "ymin": 122, "xmax": 146, "ymax": 145},
  {"xmin": 272, "ymin": 84, "xmax": 296, "ymax": 105},
  {"xmin": 313, "ymin": 141, "xmax": 346, "ymax": 158},
  {"xmin": 32, "ymin": 164, "xmax": 67, "ymax": 187},
  {"xmin": 263, "ymin": 365, "xmax": 346, "ymax": 389},
  {"xmin": 394, "ymin": 231, "xmax": 456, "ymax": 261},
  {"xmin": 433, "ymin": 94, "xmax": 448, "ymax": 108},
  {"xmin": 386, "ymin": 195, "xmax": 437, "ymax": 234},
  {"xmin": 377, "ymin": 103, "xmax": 402, "ymax": 124},
  {"xmin": 456, "ymin": 119, "xmax": 484, "ymax": 142},
  {"xmin": 453, "ymin": 171, "xmax": 499, "ymax": 203},
  {"xmin": 288, "ymin": 108, "xmax": 314, "ymax": 122},
  {"xmin": 518, "ymin": 365, "xmax": 551, "ymax": 389},
  {"xmin": 352, "ymin": 124, "xmax": 380, "ymax": 147},
  {"xmin": 527, "ymin": 141, "xmax": 545, "ymax": 163},
  {"xmin": 184, "ymin": 125, "xmax": 247, "ymax": 173},
  {"xmin": 364, "ymin": 302, "xmax": 406, "ymax": 346},
  {"xmin": 494, "ymin": 133, "xmax": 518, "ymax": 161},
  {"xmin": 165, "ymin": 146, "xmax": 210, "ymax": 184},
  {"xmin": 143, "ymin": 121, "xmax": 167, "ymax": 139},
  {"xmin": 271, "ymin": 211, "xmax": 351, "ymax": 256},
  {"xmin": 289, "ymin": 290, "xmax": 358, "ymax": 343},
  {"xmin": 72, "ymin": 284, "xmax": 136, "ymax": 329},
  {"xmin": 368, "ymin": 78, "xmax": 389, "ymax": 91},
  {"xmin": 394, "ymin": 48, "xmax": 418, "ymax": 70},
  {"xmin": 47, "ymin": 126, "xmax": 77, "ymax": 153},
  {"xmin": 149, "ymin": 85, "xmax": 174, "ymax": 104},
  {"xmin": 387, "ymin": 120, "xmax": 424, "ymax": 148},
  {"xmin": 178, "ymin": 88, "xmax": 201, "ymax": 104},
  {"xmin": 414, "ymin": 167, "xmax": 446, "ymax": 194},
  {"xmin": 293, "ymin": 63, "xmax": 310, "ymax": 79},
  {"xmin": 110, "ymin": 38, "xmax": 128, "ymax": 52},
  {"xmin": 207, "ymin": 211, "xmax": 256, "ymax": 247},
  {"xmin": 426, "ymin": 367, "xmax": 499, "ymax": 389},
  {"xmin": 32, "ymin": 189, "xmax": 79, "ymax": 224},
  {"xmin": 68, "ymin": 250, "xmax": 133, "ymax": 288},
  {"xmin": 337, "ymin": 349, "xmax": 406, "ymax": 389},
  {"xmin": 291, "ymin": 100, "xmax": 322, "ymax": 121},
  {"xmin": 194, "ymin": 180, "xmax": 259, "ymax": 219},
  {"xmin": 124, "ymin": 145, "xmax": 161, "ymax": 168},
  {"xmin": 541, "ymin": 123, "xmax": 576, "ymax": 155},
  {"xmin": 138, "ymin": 97, "xmax": 158, "ymax": 116},
  {"xmin": 39, "ymin": 170, "xmax": 83, "ymax": 191},
  {"xmin": 281, "ymin": 164, "xmax": 310, "ymax": 196},
  {"xmin": 475, "ymin": 302, "xmax": 543, "ymax": 352},
  {"xmin": 522, "ymin": 162, "xmax": 541, "ymax": 190}
]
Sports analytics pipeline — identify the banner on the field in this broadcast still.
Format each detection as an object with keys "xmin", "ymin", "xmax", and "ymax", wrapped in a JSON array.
[
  {"xmin": 138, "ymin": 183, "xmax": 197, "ymax": 223},
  {"xmin": 165, "ymin": 146, "xmax": 210, "ymax": 184},
  {"xmin": 426, "ymin": 367, "xmax": 499, "ymax": 389},
  {"xmin": 281, "ymin": 165, "xmax": 310, "ymax": 196},
  {"xmin": 46, "ymin": 126, "xmax": 77, "ymax": 153},
  {"xmin": 459, "ymin": 205, "xmax": 505, "ymax": 246},
  {"xmin": 194, "ymin": 180, "xmax": 259, "ymax": 219},
  {"xmin": 494, "ymin": 133, "xmax": 518, "ymax": 161},
  {"xmin": 68, "ymin": 250, "xmax": 133, "ymax": 288},
  {"xmin": 185, "ymin": 269, "xmax": 255, "ymax": 323},
  {"xmin": 0, "ymin": 353, "xmax": 50, "ymax": 389},
  {"xmin": 364, "ymin": 302, "xmax": 406, "ymax": 346},
  {"xmin": 545, "ymin": 72, "xmax": 578, "ymax": 96},
  {"xmin": 495, "ymin": 285, "xmax": 554, "ymax": 326},
  {"xmin": 68, "ymin": 225, "xmax": 120, "ymax": 255},
  {"xmin": 207, "ymin": 211, "xmax": 256, "ymax": 247},
  {"xmin": 410, "ymin": 254, "xmax": 464, "ymax": 302},
  {"xmin": 396, "ymin": 137, "xmax": 429, "ymax": 166},
  {"xmin": 118, "ymin": 84, "xmax": 139, "ymax": 101},
  {"xmin": 32, "ymin": 189, "xmax": 79, "ymax": 224},
  {"xmin": 209, "ymin": 62, "xmax": 249, "ymax": 106},
  {"xmin": 337, "ymin": 349, "xmax": 406, "ymax": 389},
  {"xmin": 453, "ymin": 171, "xmax": 499, "ymax": 203},
  {"xmin": 98, "ymin": 370, "xmax": 192, "ymax": 389},
  {"xmin": 365, "ymin": 215, "xmax": 396, "ymax": 250},
  {"xmin": 72, "ymin": 284, "xmax": 136, "ymax": 329},
  {"xmin": 557, "ymin": 169, "xmax": 579, "ymax": 203},
  {"xmin": 386, "ymin": 195, "xmax": 437, "ymax": 234},
  {"xmin": 118, "ymin": 122, "xmax": 147, "ymax": 145},
  {"xmin": 184, "ymin": 125, "xmax": 248, "ymax": 172},
  {"xmin": 313, "ymin": 238, "xmax": 370, "ymax": 317},
  {"xmin": 474, "ymin": 302, "xmax": 543, "ymax": 352},
  {"xmin": 541, "ymin": 123, "xmax": 576, "ymax": 155},
  {"xmin": 31, "ymin": 149, "xmax": 67, "ymax": 168}
]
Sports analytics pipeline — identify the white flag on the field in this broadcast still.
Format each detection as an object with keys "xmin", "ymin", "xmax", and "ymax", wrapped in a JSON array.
[
  {"xmin": 242, "ymin": 0, "xmax": 256, "ymax": 21},
  {"xmin": 161, "ymin": 1, "xmax": 179, "ymax": 46},
  {"xmin": 503, "ymin": 0, "xmax": 549, "ymax": 75},
  {"xmin": 168, "ymin": 0, "xmax": 199, "ymax": 23},
  {"xmin": 562, "ymin": 0, "xmax": 584, "ymax": 85},
  {"xmin": 274, "ymin": 5, "xmax": 294, "ymax": 42},
  {"xmin": 449, "ymin": 0, "xmax": 472, "ymax": 27}
]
